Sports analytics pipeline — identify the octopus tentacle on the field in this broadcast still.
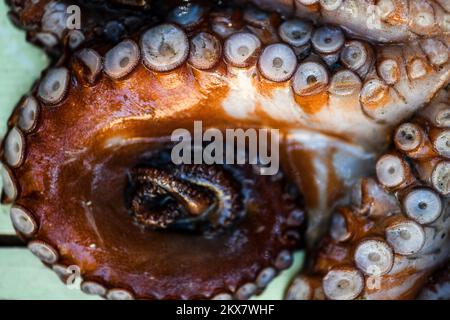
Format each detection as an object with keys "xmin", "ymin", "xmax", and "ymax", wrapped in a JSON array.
[
  {"xmin": 2, "ymin": 61, "xmax": 306, "ymax": 299},
  {"xmin": 2, "ymin": 2, "xmax": 450, "ymax": 299},
  {"xmin": 1, "ymin": 11, "xmax": 315, "ymax": 298},
  {"xmin": 286, "ymin": 89, "xmax": 450, "ymax": 299},
  {"xmin": 5, "ymin": 0, "xmax": 173, "ymax": 56},
  {"xmin": 240, "ymin": 0, "xmax": 450, "ymax": 43}
]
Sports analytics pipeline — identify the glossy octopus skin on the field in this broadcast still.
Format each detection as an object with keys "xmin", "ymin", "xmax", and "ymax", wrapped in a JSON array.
[
  {"xmin": 286, "ymin": 88, "xmax": 450, "ymax": 300},
  {"xmin": 239, "ymin": 0, "xmax": 450, "ymax": 43},
  {"xmin": 2, "ymin": 1, "xmax": 450, "ymax": 299}
]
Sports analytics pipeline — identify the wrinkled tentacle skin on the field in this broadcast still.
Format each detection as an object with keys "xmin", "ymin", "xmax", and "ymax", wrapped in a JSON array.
[
  {"xmin": 2, "ymin": 1, "xmax": 450, "ymax": 299},
  {"xmin": 286, "ymin": 89, "xmax": 450, "ymax": 300},
  {"xmin": 239, "ymin": 0, "xmax": 450, "ymax": 43}
]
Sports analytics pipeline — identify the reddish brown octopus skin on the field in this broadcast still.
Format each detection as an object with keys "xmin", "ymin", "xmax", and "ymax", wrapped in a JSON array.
[
  {"xmin": 286, "ymin": 88, "xmax": 450, "ymax": 300},
  {"xmin": 2, "ymin": 1, "xmax": 450, "ymax": 300}
]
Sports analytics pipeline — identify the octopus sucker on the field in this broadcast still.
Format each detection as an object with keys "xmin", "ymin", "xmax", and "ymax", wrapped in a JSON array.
[
  {"xmin": 140, "ymin": 23, "xmax": 190, "ymax": 72},
  {"xmin": 37, "ymin": 67, "xmax": 70, "ymax": 105},
  {"xmin": 188, "ymin": 32, "xmax": 223, "ymax": 70},
  {"xmin": 103, "ymin": 39, "xmax": 141, "ymax": 79},
  {"xmin": 287, "ymin": 89, "xmax": 450, "ymax": 300},
  {"xmin": 73, "ymin": 48, "xmax": 103, "ymax": 84},
  {"xmin": 1, "ymin": 0, "xmax": 450, "ymax": 300},
  {"xmin": 80, "ymin": 280, "xmax": 108, "ymax": 296},
  {"xmin": 224, "ymin": 32, "xmax": 262, "ymax": 67},
  {"xmin": 10, "ymin": 205, "xmax": 38, "ymax": 237}
]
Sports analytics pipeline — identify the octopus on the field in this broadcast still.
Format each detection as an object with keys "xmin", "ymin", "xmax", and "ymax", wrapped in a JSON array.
[
  {"xmin": 6, "ymin": 0, "xmax": 176, "ymax": 56},
  {"xmin": 1, "ymin": 0, "xmax": 449, "ymax": 299},
  {"xmin": 286, "ymin": 88, "xmax": 450, "ymax": 299}
]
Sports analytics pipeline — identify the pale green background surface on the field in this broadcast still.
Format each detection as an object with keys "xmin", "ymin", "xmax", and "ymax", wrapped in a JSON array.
[
  {"xmin": 0, "ymin": 0, "xmax": 48, "ymax": 235},
  {"xmin": 0, "ymin": 1, "xmax": 303, "ymax": 299}
]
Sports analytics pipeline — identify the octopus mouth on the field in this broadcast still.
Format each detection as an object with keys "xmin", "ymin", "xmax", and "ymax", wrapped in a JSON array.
[
  {"xmin": 125, "ymin": 148, "xmax": 247, "ymax": 235},
  {"xmin": 2, "ymin": 0, "xmax": 450, "ymax": 300}
]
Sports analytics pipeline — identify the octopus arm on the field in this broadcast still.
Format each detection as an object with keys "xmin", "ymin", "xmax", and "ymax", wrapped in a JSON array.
[
  {"xmin": 240, "ymin": 0, "xmax": 449, "ymax": 43},
  {"xmin": 286, "ymin": 88, "xmax": 450, "ymax": 299}
]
